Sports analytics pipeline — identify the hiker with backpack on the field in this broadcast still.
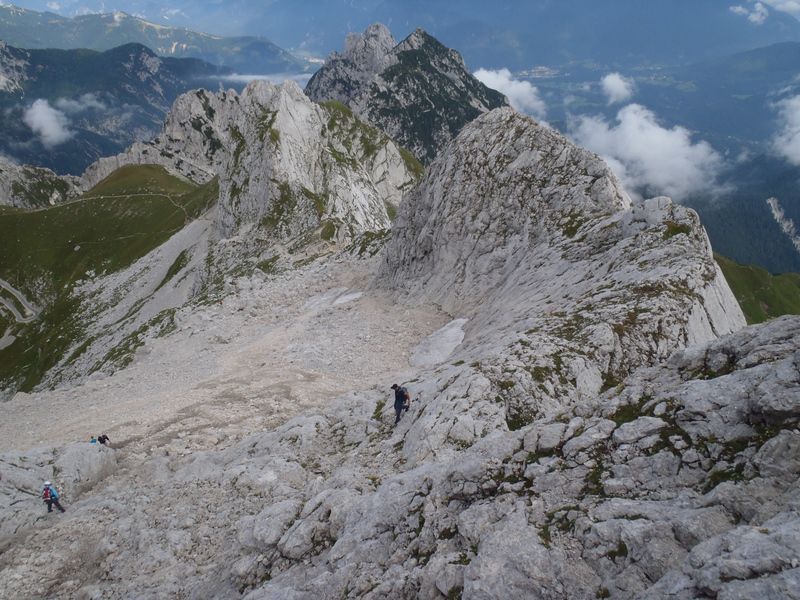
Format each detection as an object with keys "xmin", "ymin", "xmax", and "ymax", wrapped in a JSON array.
[
  {"xmin": 42, "ymin": 481, "xmax": 65, "ymax": 513},
  {"xmin": 391, "ymin": 383, "xmax": 411, "ymax": 425}
]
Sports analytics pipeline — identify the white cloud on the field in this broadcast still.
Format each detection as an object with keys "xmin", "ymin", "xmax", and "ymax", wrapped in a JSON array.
[
  {"xmin": 730, "ymin": 1, "xmax": 770, "ymax": 23},
  {"xmin": 46, "ymin": 2, "xmax": 61, "ymax": 10},
  {"xmin": 54, "ymin": 92, "xmax": 106, "ymax": 114},
  {"xmin": 569, "ymin": 104, "xmax": 724, "ymax": 201},
  {"xmin": 758, "ymin": 0, "xmax": 800, "ymax": 18},
  {"xmin": 213, "ymin": 73, "xmax": 313, "ymax": 85},
  {"xmin": 766, "ymin": 197, "xmax": 800, "ymax": 255},
  {"xmin": 772, "ymin": 95, "xmax": 800, "ymax": 164},
  {"xmin": 601, "ymin": 73, "xmax": 635, "ymax": 105},
  {"xmin": 23, "ymin": 99, "xmax": 72, "ymax": 148},
  {"xmin": 473, "ymin": 68, "xmax": 546, "ymax": 118}
]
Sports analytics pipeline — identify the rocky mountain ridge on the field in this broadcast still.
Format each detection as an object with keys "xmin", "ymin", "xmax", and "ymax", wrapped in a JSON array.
[
  {"xmin": 0, "ymin": 4, "xmax": 306, "ymax": 74},
  {"xmin": 306, "ymin": 23, "xmax": 507, "ymax": 164},
  {"xmin": 3, "ymin": 99, "xmax": 795, "ymax": 600},
  {"xmin": 81, "ymin": 80, "xmax": 421, "ymax": 239},
  {"xmin": 0, "ymin": 155, "xmax": 82, "ymax": 209}
]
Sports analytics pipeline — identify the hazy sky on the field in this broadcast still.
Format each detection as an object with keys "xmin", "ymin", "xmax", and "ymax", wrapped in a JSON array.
[{"xmin": 7, "ymin": 0, "xmax": 800, "ymax": 45}]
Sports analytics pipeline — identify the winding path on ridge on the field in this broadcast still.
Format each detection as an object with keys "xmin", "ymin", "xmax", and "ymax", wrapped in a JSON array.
[{"xmin": 0, "ymin": 277, "xmax": 37, "ymax": 323}]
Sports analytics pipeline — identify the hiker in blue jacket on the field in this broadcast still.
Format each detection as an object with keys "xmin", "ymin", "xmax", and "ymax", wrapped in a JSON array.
[
  {"xmin": 42, "ymin": 481, "xmax": 65, "ymax": 513},
  {"xmin": 391, "ymin": 383, "xmax": 411, "ymax": 425}
]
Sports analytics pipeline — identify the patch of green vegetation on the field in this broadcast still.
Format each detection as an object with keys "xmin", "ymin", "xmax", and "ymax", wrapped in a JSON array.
[
  {"xmin": 301, "ymin": 187, "xmax": 327, "ymax": 217},
  {"xmin": 506, "ymin": 407, "xmax": 535, "ymax": 432},
  {"xmin": 498, "ymin": 380, "xmax": 515, "ymax": 391},
  {"xmin": 229, "ymin": 125, "xmax": 246, "ymax": 170},
  {"xmin": 716, "ymin": 254, "xmax": 800, "ymax": 324},
  {"xmin": 562, "ymin": 212, "xmax": 589, "ymax": 238},
  {"xmin": 256, "ymin": 109, "xmax": 278, "ymax": 144},
  {"xmin": 663, "ymin": 221, "xmax": 692, "ymax": 239},
  {"xmin": 256, "ymin": 254, "xmax": 280, "ymax": 275},
  {"xmin": 372, "ymin": 399, "xmax": 385, "ymax": 421},
  {"xmin": 0, "ymin": 165, "xmax": 218, "ymax": 392},
  {"xmin": 261, "ymin": 182, "xmax": 296, "ymax": 231},
  {"xmin": 347, "ymin": 229, "xmax": 391, "ymax": 257},
  {"xmin": 399, "ymin": 147, "xmax": 425, "ymax": 180},
  {"xmin": 384, "ymin": 200, "xmax": 398, "ymax": 221},
  {"xmin": 446, "ymin": 586, "xmax": 463, "ymax": 600},
  {"xmin": 703, "ymin": 463, "xmax": 746, "ymax": 493},
  {"xmin": 607, "ymin": 541, "xmax": 628, "ymax": 560},
  {"xmin": 609, "ymin": 397, "xmax": 649, "ymax": 426},
  {"xmin": 320, "ymin": 221, "xmax": 337, "ymax": 242},
  {"xmin": 538, "ymin": 523, "xmax": 552, "ymax": 548},
  {"xmin": 597, "ymin": 588, "xmax": 611, "ymax": 599},
  {"xmin": 154, "ymin": 249, "xmax": 190, "ymax": 293}
]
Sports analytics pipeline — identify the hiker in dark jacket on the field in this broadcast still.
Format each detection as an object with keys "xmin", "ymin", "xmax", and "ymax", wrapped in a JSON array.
[
  {"xmin": 391, "ymin": 383, "xmax": 411, "ymax": 425},
  {"xmin": 42, "ymin": 481, "xmax": 65, "ymax": 513}
]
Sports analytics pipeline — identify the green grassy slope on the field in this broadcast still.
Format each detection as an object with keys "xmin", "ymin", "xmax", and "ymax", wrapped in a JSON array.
[
  {"xmin": 716, "ymin": 254, "xmax": 800, "ymax": 324},
  {"xmin": 0, "ymin": 165, "xmax": 218, "ymax": 392}
]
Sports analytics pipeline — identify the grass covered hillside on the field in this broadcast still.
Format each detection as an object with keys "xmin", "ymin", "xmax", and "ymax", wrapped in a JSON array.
[
  {"xmin": 717, "ymin": 254, "xmax": 800, "ymax": 324},
  {"xmin": 0, "ymin": 165, "xmax": 218, "ymax": 393}
]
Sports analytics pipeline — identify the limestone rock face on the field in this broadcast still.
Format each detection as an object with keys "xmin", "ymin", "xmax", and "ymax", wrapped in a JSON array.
[
  {"xmin": 0, "ymin": 155, "xmax": 82, "ymax": 208},
  {"xmin": 0, "ymin": 40, "xmax": 28, "ymax": 93},
  {"xmin": 2, "ymin": 317, "xmax": 795, "ymax": 599},
  {"xmin": 379, "ymin": 107, "xmax": 746, "ymax": 420},
  {"xmin": 306, "ymin": 24, "xmax": 507, "ymax": 164},
  {"xmin": 81, "ymin": 81, "xmax": 420, "ymax": 241}
]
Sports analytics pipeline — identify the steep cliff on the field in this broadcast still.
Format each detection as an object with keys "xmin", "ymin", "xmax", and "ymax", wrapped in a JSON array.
[{"xmin": 82, "ymin": 81, "xmax": 421, "ymax": 240}]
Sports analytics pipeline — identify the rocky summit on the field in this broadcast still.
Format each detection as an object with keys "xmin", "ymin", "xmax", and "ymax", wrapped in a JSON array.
[
  {"xmin": 306, "ymin": 23, "xmax": 508, "ymax": 164},
  {"xmin": 0, "ymin": 82, "xmax": 798, "ymax": 600}
]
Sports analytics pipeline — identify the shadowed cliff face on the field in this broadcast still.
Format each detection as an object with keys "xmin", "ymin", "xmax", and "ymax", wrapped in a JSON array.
[{"xmin": 306, "ymin": 23, "xmax": 507, "ymax": 164}]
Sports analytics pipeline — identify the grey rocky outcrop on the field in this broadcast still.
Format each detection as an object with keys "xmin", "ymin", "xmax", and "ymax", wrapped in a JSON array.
[
  {"xmin": 306, "ymin": 24, "xmax": 507, "ymax": 164},
  {"xmin": 379, "ymin": 107, "xmax": 745, "ymax": 422},
  {"xmin": 0, "ymin": 155, "xmax": 82, "ymax": 208},
  {"xmin": 81, "ymin": 80, "xmax": 420, "ymax": 240}
]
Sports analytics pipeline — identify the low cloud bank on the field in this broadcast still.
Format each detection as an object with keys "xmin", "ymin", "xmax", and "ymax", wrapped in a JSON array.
[
  {"xmin": 23, "ymin": 99, "xmax": 72, "ymax": 148},
  {"xmin": 213, "ymin": 73, "xmax": 313, "ymax": 85},
  {"xmin": 473, "ymin": 68, "xmax": 547, "ymax": 118},
  {"xmin": 772, "ymin": 94, "xmax": 800, "ymax": 164},
  {"xmin": 601, "ymin": 73, "xmax": 635, "ymax": 105},
  {"xmin": 55, "ymin": 93, "xmax": 106, "ymax": 114},
  {"xmin": 569, "ymin": 104, "xmax": 724, "ymax": 201}
]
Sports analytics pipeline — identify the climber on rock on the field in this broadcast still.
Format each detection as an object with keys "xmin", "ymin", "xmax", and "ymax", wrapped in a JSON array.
[
  {"xmin": 391, "ymin": 383, "xmax": 411, "ymax": 425},
  {"xmin": 42, "ymin": 481, "xmax": 65, "ymax": 513}
]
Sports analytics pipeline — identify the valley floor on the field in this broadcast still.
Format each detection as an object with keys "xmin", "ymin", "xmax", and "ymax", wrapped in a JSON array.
[{"xmin": 0, "ymin": 256, "xmax": 447, "ymax": 456}]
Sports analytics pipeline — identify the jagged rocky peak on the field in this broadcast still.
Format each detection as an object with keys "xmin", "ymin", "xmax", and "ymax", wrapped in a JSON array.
[
  {"xmin": 379, "ymin": 106, "xmax": 745, "ymax": 417},
  {"xmin": 83, "ymin": 79, "xmax": 421, "ymax": 241},
  {"xmin": 342, "ymin": 22, "xmax": 396, "ymax": 75},
  {"xmin": 306, "ymin": 23, "xmax": 507, "ymax": 164}
]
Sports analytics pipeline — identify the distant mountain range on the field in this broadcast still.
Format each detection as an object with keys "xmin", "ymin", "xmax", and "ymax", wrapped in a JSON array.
[
  {"xmin": 0, "ymin": 41, "xmax": 230, "ymax": 174},
  {"xmin": 0, "ymin": 4, "xmax": 307, "ymax": 73},
  {"xmin": 11, "ymin": 0, "xmax": 800, "ymax": 69}
]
